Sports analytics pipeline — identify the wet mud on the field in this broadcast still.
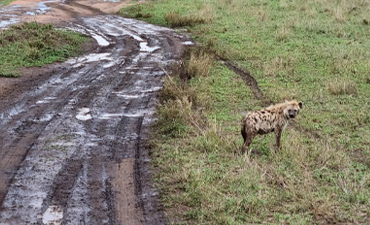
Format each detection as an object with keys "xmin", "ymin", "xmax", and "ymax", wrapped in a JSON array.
[
  {"xmin": 0, "ymin": 1, "xmax": 193, "ymax": 224},
  {"xmin": 0, "ymin": 0, "xmax": 136, "ymax": 28}
]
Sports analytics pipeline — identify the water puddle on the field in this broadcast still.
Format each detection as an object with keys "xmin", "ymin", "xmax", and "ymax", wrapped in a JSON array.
[
  {"xmin": 115, "ymin": 93, "xmax": 141, "ymax": 99},
  {"xmin": 42, "ymin": 205, "xmax": 63, "ymax": 225},
  {"xmin": 140, "ymin": 42, "xmax": 160, "ymax": 52},
  {"xmin": 89, "ymin": 33, "xmax": 110, "ymax": 46},
  {"xmin": 182, "ymin": 41, "xmax": 194, "ymax": 45},
  {"xmin": 0, "ymin": 0, "xmax": 59, "ymax": 29},
  {"xmin": 99, "ymin": 113, "xmax": 124, "ymax": 119},
  {"xmin": 99, "ymin": 109, "xmax": 154, "ymax": 119},
  {"xmin": 140, "ymin": 86, "xmax": 162, "ymax": 93},
  {"xmin": 96, "ymin": 74, "xmax": 107, "ymax": 80},
  {"xmin": 36, "ymin": 97, "xmax": 56, "ymax": 104},
  {"xmin": 97, "ymin": 21, "xmax": 144, "ymax": 41},
  {"xmin": 103, "ymin": 60, "xmax": 121, "ymax": 68},
  {"xmin": 76, "ymin": 108, "xmax": 92, "ymax": 121},
  {"xmin": 66, "ymin": 53, "xmax": 113, "ymax": 67},
  {"xmin": 123, "ymin": 109, "xmax": 154, "ymax": 118},
  {"xmin": 36, "ymin": 100, "xmax": 47, "ymax": 104},
  {"xmin": 0, "ymin": 17, "xmax": 20, "ymax": 29},
  {"xmin": 36, "ymin": 0, "xmax": 58, "ymax": 14},
  {"xmin": 64, "ymin": 24, "xmax": 110, "ymax": 46},
  {"xmin": 0, "ymin": 104, "xmax": 25, "ymax": 125},
  {"xmin": 34, "ymin": 114, "xmax": 54, "ymax": 122}
]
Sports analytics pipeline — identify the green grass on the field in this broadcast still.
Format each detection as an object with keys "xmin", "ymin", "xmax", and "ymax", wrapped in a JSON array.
[
  {"xmin": 0, "ymin": 22, "xmax": 89, "ymax": 77},
  {"xmin": 122, "ymin": 0, "xmax": 370, "ymax": 224},
  {"xmin": 0, "ymin": 0, "xmax": 14, "ymax": 7}
]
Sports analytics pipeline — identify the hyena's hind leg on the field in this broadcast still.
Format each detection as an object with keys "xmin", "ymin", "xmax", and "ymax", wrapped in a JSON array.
[
  {"xmin": 241, "ymin": 123, "xmax": 255, "ymax": 154},
  {"xmin": 241, "ymin": 121, "xmax": 247, "ymax": 153},
  {"xmin": 242, "ymin": 133, "xmax": 256, "ymax": 154},
  {"xmin": 241, "ymin": 125, "xmax": 247, "ymax": 143}
]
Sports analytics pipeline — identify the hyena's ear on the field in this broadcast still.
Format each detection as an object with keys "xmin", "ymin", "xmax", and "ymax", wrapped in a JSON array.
[
  {"xmin": 298, "ymin": 101, "xmax": 303, "ymax": 109},
  {"xmin": 285, "ymin": 100, "xmax": 290, "ymax": 105}
]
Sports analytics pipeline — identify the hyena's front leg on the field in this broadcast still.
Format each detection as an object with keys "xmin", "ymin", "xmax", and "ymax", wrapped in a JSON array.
[{"xmin": 274, "ymin": 128, "xmax": 283, "ymax": 152}]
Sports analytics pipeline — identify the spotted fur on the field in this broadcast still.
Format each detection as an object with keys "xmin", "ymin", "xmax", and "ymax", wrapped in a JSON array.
[{"xmin": 241, "ymin": 100, "xmax": 303, "ymax": 153}]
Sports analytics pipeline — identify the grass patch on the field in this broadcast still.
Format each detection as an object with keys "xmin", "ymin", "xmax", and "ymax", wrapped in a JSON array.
[
  {"xmin": 126, "ymin": 0, "xmax": 370, "ymax": 224},
  {"xmin": 187, "ymin": 47, "xmax": 214, "ymax": 78},
  {"xmin": 0, "ymin": 22, "xmax": 89, "ymax": 77},
  {"xmin": 120, "ymin": 2, "xmax": 214, "ymax": 27},
  {"xmin": 119, "ymin": 4, "xmax": 152, "ymax": 19},
  {"xmin": 155, "ymin": 48, "xmax": 213, "ymax": 138},
  {"xmin": 0, "ymin": 0, "xmax": 14, "ymax": 7},
  {"xmin": 164, "ymin": 5, "xmax": 213, "ymax": 28},
  {"xmin": 328, "ymin": 78, "xmax": 358, "ymax": 96}
]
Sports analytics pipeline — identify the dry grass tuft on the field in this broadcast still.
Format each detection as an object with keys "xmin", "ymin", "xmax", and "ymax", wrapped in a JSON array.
[
  {"xmin": 197, "ymin": 4, "xmax": 214, "ymax": 23},
  {"xmin": 265, "ymin": 57, "xmax": 284, "ymax": 76},
  {"xmin": 264, "ymin": 56, "xmax": 295, "ymax": 77},
  {"xmin": 155, "ymin": 47, "xmax": 214, "ymax": 137},
  {"xmin": 156, "ymin": 95, "xmax": 207, "ymax": 137},
  {"xmin": 256, "ymin": 8, "xmax": 268, "ymax": 22},
  {"xmin": 159, "ymin": 47, "xmax": 214, "ymax": 106},
  {"xmin": 159, "ymin": 74, "xmax": 197, "ymax": 104},
  {"xmin": 328, "ymin": 78, "xmax": 357, "ymax": 95},
  {"xmin": 187, "ymin": 48, "xmax": 215, "ymax": 78},
  {"xmin": 193, "ymin": 122, "xmax": 238, "ymax": 153},
  {"xmin": 165, "ymin": 5, "xmax": 213, "ymax": 27},
  {"xmin": 334, "ymin": 7, "xmax": 346, "ymax": 23},
  {"xmin": 165, "ymin": 12, "xmax": 201, "ymax": 27},
  {"xmin": 275, "ymin": 26, "xmax": 291, "ymax": 42},
  {"xmin": 156, "ymin": 98, "xmax": 191, "ymax": 137}
]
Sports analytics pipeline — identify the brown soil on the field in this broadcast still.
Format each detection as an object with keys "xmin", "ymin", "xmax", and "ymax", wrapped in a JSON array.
[
  {"xmin": 7, "ymin": 0, "xmax": 136, "ymax": 24},
  {"xmin": 0, "ymin": 1, "xmax": 192, "ymax": 224}
]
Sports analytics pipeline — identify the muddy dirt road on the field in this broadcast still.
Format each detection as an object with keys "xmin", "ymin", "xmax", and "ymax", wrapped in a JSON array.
[{"xmin": 0, "ymin": 1, "xmax": 192, "ymax": 224}]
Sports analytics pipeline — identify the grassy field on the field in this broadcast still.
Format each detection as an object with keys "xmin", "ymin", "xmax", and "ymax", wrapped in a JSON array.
[
  {"xmin": 121, "ymin": 0, "xmax": 370, "ymax": 224},
  {"xmin": 0, "ymin": 22, "xmax": 89, "ymax": 77}
]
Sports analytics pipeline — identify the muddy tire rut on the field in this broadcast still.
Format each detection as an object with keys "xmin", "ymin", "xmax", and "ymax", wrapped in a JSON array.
[{"xmin": 0, "ymin": 14, "xmax": 192, "ymax": 225}]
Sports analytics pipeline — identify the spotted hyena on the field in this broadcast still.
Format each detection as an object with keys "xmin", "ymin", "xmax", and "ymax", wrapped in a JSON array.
[{"xmin": 241, "ymin": 100, "xmax": 303, "ymax": 153}]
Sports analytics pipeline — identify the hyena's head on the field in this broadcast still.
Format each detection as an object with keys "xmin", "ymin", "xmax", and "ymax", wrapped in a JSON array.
[{"xmin": 284, "ymin": 100, "xmax": 303, "ymax": 119}]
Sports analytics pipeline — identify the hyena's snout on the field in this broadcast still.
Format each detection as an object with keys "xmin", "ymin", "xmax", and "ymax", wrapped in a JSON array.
[{"xmin": 288, "ymin": 109, "xmax": 298, "ymax": 118}]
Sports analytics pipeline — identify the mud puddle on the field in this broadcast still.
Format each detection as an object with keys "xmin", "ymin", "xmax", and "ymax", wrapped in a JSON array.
[
  {"xmin": 0, "ymin": 0, "xmax": 138, "ymax": 28},
  {"xmin": 0, "ymin": 3, "xmax": 192, "ymax": 224},
  {"xmin": 0, "ymin": 0, "xmax": 58, "ymax": 28}
]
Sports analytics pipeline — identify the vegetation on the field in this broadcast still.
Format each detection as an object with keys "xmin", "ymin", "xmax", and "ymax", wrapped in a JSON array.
[
  {"xmin": 0, "ymin": 22, "xmax": 89, "ymax": 77},
  {"xmin": 121, "ymin": 0, "xmax": 370, "ymax": 224},
  {"xmin": 0, "ymin": 0, "xmax": 14, "ymax": 7}
]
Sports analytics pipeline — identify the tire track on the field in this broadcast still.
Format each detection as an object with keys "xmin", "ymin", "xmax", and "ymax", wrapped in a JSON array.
[{"xmin": 0, "ymin": 15, "xmax": 192, "ymax": 225}]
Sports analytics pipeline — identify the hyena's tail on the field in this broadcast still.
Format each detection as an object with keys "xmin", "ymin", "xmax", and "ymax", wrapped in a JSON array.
[{"xmin": 241, "ymin": 117, "xmax": 247, "ymax": 143}]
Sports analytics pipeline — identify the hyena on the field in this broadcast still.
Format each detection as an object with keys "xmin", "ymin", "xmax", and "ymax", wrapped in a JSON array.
[{"xmin": 241, "ymin": 100, "xmax": 303, "ymax": 153}]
